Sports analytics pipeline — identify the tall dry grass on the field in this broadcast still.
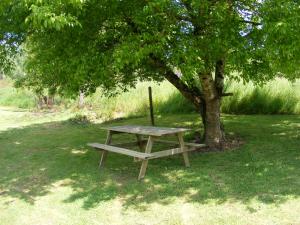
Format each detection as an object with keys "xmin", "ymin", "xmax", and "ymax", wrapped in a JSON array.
[{"xmin": 1, "ymin": 78, "xmax": 299, "ymax": 117}]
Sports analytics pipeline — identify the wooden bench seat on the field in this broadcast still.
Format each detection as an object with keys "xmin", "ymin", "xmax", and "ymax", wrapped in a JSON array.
[
  {"xmin": 141, "ymin": 138, "xmax": 206, "ymax": 148},
  {"xmin": 87, "ymin": 143, "xmax": 153, "ymax": 159}
]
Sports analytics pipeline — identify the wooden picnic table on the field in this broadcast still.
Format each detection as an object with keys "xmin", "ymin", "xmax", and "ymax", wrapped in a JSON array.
[{"xmin": 88, "ymin": 125, "xmax": 205, "ymax": 180}]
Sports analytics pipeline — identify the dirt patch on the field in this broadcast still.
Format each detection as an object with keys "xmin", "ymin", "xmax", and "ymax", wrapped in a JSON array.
[
  {"xmin": 192, "ymin": 132, "xmax": 245, "ymax": 152},
  {"xmin": 222, "ymin": 134, "xmax": 245, "ymax": 150}
]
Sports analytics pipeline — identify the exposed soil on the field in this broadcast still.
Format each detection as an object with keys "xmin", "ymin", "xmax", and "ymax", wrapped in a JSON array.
[{"xmin": 192, "ymin": 132, "xmax": 245, "ymax": 152}]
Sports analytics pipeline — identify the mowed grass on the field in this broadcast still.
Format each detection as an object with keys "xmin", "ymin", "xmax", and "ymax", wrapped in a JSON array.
[{"xmin": 0, "ymin": 109, "xmax": 299, "ymax": 225}]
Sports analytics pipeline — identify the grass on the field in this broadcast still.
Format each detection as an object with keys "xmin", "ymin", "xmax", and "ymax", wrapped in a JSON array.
[
  {"xmin": 0, "ymin": 80, "xmax": 36, "ymax": 109},
  {"xmin": 0, "ymin": 108, "xmax": 299, "ymax": 225},
  {"xmin": 1, "ymin": 78, "xmax": 299, "ymax": 117},
  {"xmin": 221, "ymin": 78, "xmax": 300, "ymax": 114}
]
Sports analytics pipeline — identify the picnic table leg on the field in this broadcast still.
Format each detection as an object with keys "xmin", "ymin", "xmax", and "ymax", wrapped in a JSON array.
[
  {"xmin": 134, "ymin": 134, "xmax": 144, "ymax": 162},
  {"xmin": 99, "ymin": 130, "xmax": 112, "ymax": 168},
  {"xmin": 138, "ymin": 136, "xmax": 153, "ymax": 180},
  {"xmin": 177, "ymin": 133, "xmax": 190, "ymax": 167}
]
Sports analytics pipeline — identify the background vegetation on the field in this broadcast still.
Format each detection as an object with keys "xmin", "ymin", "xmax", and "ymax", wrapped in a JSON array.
[
  {"xmin": 1, "ymin": 78, "xmax": 299, "ymax": 119},
  {"xmin": 0, "ymin": 79, "xmax": 36, "ymax": 109}
]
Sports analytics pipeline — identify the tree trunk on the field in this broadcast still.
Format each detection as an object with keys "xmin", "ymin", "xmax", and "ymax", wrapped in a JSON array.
[
  {"xmin": 78, "ymin": 91, "xmax": 85, "ymax": 108},
  {"xmin": 37, "ymin": 96, "xmax": 44, "ymax": 109},
  {"xmin": 201, "ymin": 73, "xmax": 225, "ymax": 150},
  {"xmin": 149, "ymin": 55, "xmax": 225, "ymax": 150},
  {"xmin": 47, "ymin": 95, "xmax": 54, "ymax": 108},
  {"xmin": 204, "ymin": 97, "xmax": 225, "ymax": 150}
]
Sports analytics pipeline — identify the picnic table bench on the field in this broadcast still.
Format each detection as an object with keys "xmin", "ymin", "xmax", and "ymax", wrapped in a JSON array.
[{"xmin": 88, "ymin": 125, "xmax": 205, "ymax": 180}]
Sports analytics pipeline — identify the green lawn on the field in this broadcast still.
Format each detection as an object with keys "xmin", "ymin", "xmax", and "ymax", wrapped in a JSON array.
[{"xmin": 0, "ymin": 108, "xmax": 299, "ymax": 225}]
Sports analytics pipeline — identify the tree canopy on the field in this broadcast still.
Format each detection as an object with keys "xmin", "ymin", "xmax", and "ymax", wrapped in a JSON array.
[{"xmin": 1, "ymin": 0, "xmax": 299, "ymax": 148}]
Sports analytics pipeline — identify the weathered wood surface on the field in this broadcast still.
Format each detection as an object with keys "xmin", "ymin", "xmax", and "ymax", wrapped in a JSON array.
[
  {"xmin": 88, "ymin": 125, "xmax": 200, "ymax": 180},
  {"xmin": 112, "ymin": 140, "xmax": 147, "ymax": 148},
  {"xmin": 102, "ymin": 125, "xmax": 190, "ymax": 136},
  {"xmin": 142, "ymin": 138, "xmax": 207, "ymax": 148},
  {"xmin": 177, "ymin": 132, "xmax": 190, "ymax": 167},
  {"xmin": 148, "ymin": 147, "xmax": 196, "ymax": 159},
  {"xmin": 99, "ymin": 130, "xmax": 113, "ymax": 168},
  {"xmin": 88, "ymin": 143, "xmax": 152, "ymax": 159},
  {"xmin": 138, "ymin": 136, "xmax": 154, "ymax": 180},
  {"xmin": 89, "ymin": 143, "xmax": 199, "ymax": 160}
]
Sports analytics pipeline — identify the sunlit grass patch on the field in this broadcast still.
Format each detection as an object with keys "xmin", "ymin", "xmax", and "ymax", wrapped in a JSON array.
[{"xmin": 0, "ymin": 109, "xmax": 299, "ymax": 224}]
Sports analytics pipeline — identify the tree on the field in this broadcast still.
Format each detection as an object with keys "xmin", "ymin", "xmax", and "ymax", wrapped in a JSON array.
[{"xmin": 1, "ymin": 0, "xmax": 299, "ymax": 149}]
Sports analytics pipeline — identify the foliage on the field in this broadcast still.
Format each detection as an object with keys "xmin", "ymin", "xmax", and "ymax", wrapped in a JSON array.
[
  {"xmin": 1, "ymin": 0, "xmax": 300, "ymax": 147},
  {"xmin": 1, "ymin": 0, "xmax": 299, "ymax": 95}
]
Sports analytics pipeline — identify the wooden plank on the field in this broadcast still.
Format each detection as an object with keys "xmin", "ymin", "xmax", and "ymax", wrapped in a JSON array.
[
  {"xmin": 88, "ymin": 143, "xmax": 152, "ymax": 159},
  {"xmin": 178, "ymin": 133, "xmax": 190, "ymax": 167},
  {"xmin": 112, "ymin": 140, "xmax": 147, "ymax": 148},
  {"xmin": 102, "ymin": 125, "xmax": 190, "ymax": 136},
  {"xmin": 147, "ymin": 147, "xmax": 197, "ymax": 159},
  {"xmin": 143, "ymin": 138, "xmax": 206, "ymax": 148},
  {"xmin": 138, "ymin": 136, "xmax": 153, "ymax": 180},
  {"xmin": 99, "ymin": 131, "xmax": 112, "ymax": 168}
]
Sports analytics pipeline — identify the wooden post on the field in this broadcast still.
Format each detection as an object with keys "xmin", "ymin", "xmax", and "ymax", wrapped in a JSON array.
[{"xmin": 148, "ymin": 86, "xmax": 155, "ymax": 126}]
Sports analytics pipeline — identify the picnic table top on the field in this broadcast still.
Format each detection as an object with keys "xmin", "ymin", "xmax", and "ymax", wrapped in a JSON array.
[{"xmin": 102, "ymin": 125, "xmax": 190, "ymax": 137}]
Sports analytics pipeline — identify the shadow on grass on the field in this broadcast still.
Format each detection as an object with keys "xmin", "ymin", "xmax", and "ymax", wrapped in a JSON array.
[{"xmin": 0, "ymin": 114, "xmax": 299, "ymax": 211}]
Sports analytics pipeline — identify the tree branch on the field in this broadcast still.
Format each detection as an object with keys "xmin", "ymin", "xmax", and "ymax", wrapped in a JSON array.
[
  {"xmin": 149, "ymin": 54, "xmax": 203, "ymax": 108},
  {"xmin": 215, "ymin": 59, "xmax": 225, "ymax": 97},
  {"xmin": 221, "ymin": 92, "xmax": 233, "ymax": 97},
  {"xmin": 240, "ymin": 20, "xmax": 262, "ymax": 26}
]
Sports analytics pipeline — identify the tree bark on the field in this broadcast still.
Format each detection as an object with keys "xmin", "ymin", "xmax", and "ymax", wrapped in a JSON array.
[
  {"xmin": 149, "ymin": 55, "xmax": 202, "ymax": 109},
  {"xmin": 215, "ymin": 59, "xmax": 226, "ymax": 133},
  {"xmin": 215, "ymin": 59, "xmax": 225, "ymax": 96},
  {"xmin": 200, "ymin": 72, "xmax": 225, "ymax": 150},
  {"xmin": 37, "ymin": 96, "xmax": 44, "ymax": 109},
  {"xmin": 47, "ymin": 95, "xmax": 54, "ymax": 108},
  {"xmin": 78, "ymin": 91, "xmax": 85, "ymax": 108},
  {"xmin": 204, "ymin": 97, "xmax": 224, "ymax": 149}
]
